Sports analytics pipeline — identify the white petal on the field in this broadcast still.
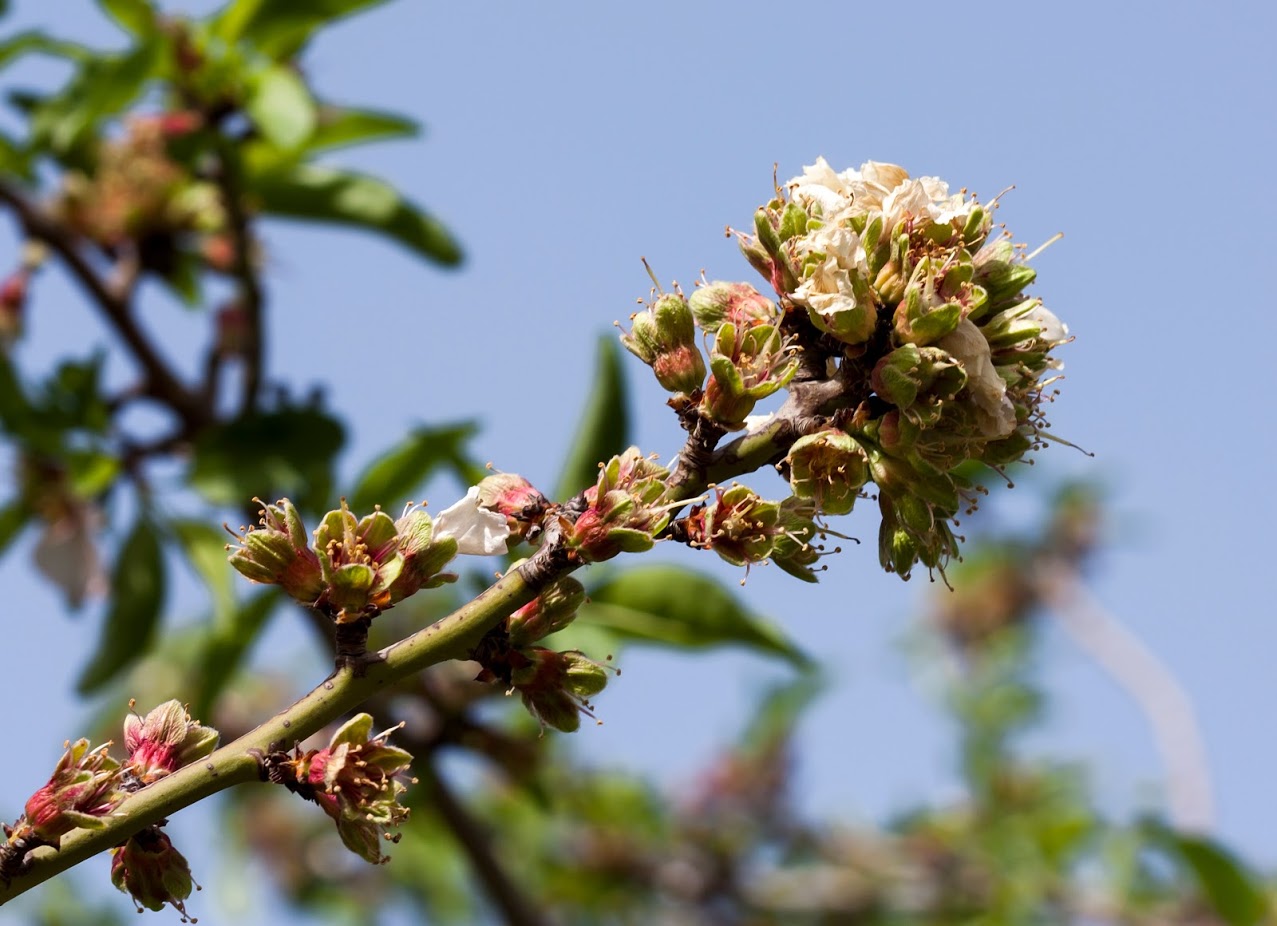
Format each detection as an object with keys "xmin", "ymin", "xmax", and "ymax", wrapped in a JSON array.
[{"xmin": 434, "ymin": 487, "xmax": 510, "ymax": 556}]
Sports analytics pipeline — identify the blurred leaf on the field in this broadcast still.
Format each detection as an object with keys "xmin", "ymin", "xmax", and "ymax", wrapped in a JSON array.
[
  {"xmin": 348, "ymin": 421, "xmax": 478, "ymax": 513},
  {"xmin": 77, "ymin": 518, "xmax": 166, "ymax": 693},
  {"xmin": 0, "ymin": 352, "xmax": 32, "ymax": 430},
  {"xmin": 1146, "ymin": 822, "xmax": 1269, "ymax": 925},
  {"xmin": 189, "ymin": 407, "xmax": 345, "ymax": 514},
  {"xmin": 0, "ymin": 130, "xmax": 31, "ymax": 178},
  {"xmin": 66, "ymin": 450, "xmax": 120, "ymax": 497},
  {"xmin": 0, "ymin": 501, "xmax": 28, "ymax": 557},
  {"xmin": 581, "ymin": 565, "xmax": 810, "ymax": 667},
  {"xmin": 29, "ymin": 40, "xmax": 161, "ymax": 158},
  {"xmin": 554, "ymin": 335, "xmax": 629, "ymax": 500},
  {"xmin": 171, "ymin": 519, "xmax": 236, "ymax": 625},
  {"xmin": 739, "ymin": 674, "xmax": 825, "ymax": 752},
  {"xmin": 248, "ymin": 164, "xmax": 461, "ymax": 266},
  {"xmin": 246, "ymin": 64, "xmax": 316, "ymax": 150},
  {"xmin": 97, "ymin": 0, "xmax": 155, "ymax": 36},
  {"xmin": 308, "ymin": 105, "xmax": 417, "ymax": 153},
  {"xmin": 213, "ymin": 0, "xmax": 393, "ymax": 60},
  {"xmin": 0, "ymin": 31, "xmax": 90, "ymax": 73},
  {"xmin": 192, "ymin": 589, "xmax": 281, "ymax": 718},
  {"xmin": 159, "ymin": 251, "xmax": 203, "ymax": 306}
]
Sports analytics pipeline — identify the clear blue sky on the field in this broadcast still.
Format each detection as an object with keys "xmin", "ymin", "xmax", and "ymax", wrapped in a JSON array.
[{"xmin": 3, "ymin": 1, "xmax": 1276, "ymax": 921}]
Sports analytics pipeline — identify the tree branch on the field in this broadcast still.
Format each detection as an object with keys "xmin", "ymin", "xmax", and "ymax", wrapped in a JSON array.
[{"xmin": 0, "ymin": 181, "xmax": 207, "ymax": 428}]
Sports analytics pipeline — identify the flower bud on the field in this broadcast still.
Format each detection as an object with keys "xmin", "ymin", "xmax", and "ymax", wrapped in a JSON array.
[
  {"xmin": 285, "ymin": 714, "xmax": 415, "ymax": 864},
  {"xmin": 0, "ymin": 268, "xmax": 29, "ymax": 346},
  {"xmin": 688, "ymin": 281, "xmax": 778, "ymax": 333},
  {"xmin": 701, "ymin": 323, "xmax": 797, "ymax": 430},
  {"xmin": 507, "ymin": 577, "xmax": 586, "ymax": 645},
  {"xmin": 511, "ymin": 648, "xmax": 612, "ymax": 733},
  {"xmin": 22, "ymin": 739, "xmax": 122, "ymax": 846},
  {"xmin": 622, "ymin": 294, "xmax": 706, "ymax": 395},
  {"xmin": 228, "ymin": 499, "xmax": 324, "ymax": 605},
  {"xmin": 475, "ymin": 473, "xmax": 549, "ymax": 543},
  {"xmin": 686, "ymin": 486, "xmax": 781, "ymax": 568},
  {"xmin": 769, "ymin": 499, "xmax": 833, "ymax": 582},
  {"xmin": 566, "ymin": 449, "xmax": 671, "ymax": 562},
  {"xmin": 313, "ymin": 504, "xmax": 404, "ymax": 622},
  {"xmin": 785, "ymin": 430, "xmax": 869, "ymax": 516},
  {"xmin": 123, "ymin": 700, "xmax": 219, "ymax": 785},
  {"xmin": 110, "ymin": 827, "xmax": 198, "ymax": 919}
]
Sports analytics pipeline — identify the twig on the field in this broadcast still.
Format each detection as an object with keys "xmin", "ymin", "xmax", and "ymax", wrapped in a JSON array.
[
  {"xmin": 0, "ymin": 180, "xmax": 206, "ymax": 428},
  {"xmin": 210, "ymin": 139, "xmax": 264, "ymax": 416},
  {"xmin": 1036, "ymin": 562, "xmax": 1215, "ymax": 832},
  {"xmin": 418, "ymin": 762, "xmax": 555, "ymax": 926}
]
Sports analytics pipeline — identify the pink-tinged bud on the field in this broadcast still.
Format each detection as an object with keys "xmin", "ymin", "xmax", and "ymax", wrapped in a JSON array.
[
  {"xmin": 111, "ymin": 827, "xmax": 198, "ymax": 920},
  {"xmin": 475, "ymin": 473, "xmax": 550, "ymax": 543},
  {"xmin": 701, "ymin": 323, "xmax": 798, "ymax": 430},
  {"xmin": 620, "ymin": 293, "xmax": 706, "ymax": 395},
  {"xmin": 507, "ymin": 577, "xmax": 586, "ymax": 645},
  {"xmin": 285, "ymin": 714, "xmax": 414, "ymax": 864},
  {"xmin": 385, "ymin": 507, "xmax": 457, "ymax": 603},
  {"xmin": 785, "ymin": 430, "xmax": 870, "ymax": 516},
  {"xmin": 23, "ymin": 739, "xmax": 122, "ymax": 846},
  {"xmin": 0, "ymin": 269, "xmax": 28, "ymax": 345},
  {"xmin": 511, "ymin": 648, "xmax": 612, "ymax": 733},
  {"xmin": 227, "ymin": 499, "xmax": 324, "ymax": 606},
  {"xmin": 688, "ymin": 281, "xmax": 780, "ymax": 333},
  {"xmin": 214, "ymin": 301, "xmax": 250, "ymax": 356},
  {"xmin": 123, "ymin": 700, "xmax": 219, "ymax": 785}
]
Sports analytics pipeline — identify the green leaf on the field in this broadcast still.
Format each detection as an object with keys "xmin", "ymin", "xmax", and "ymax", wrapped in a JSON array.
[
  {"xmin": 348, "ymin": 422, "xmax": 478, "ymax": 513},
  {"xmin": 0, "ymin": 130, "xmax": 32, "ymax": 179},
  {"xmin": 0, "ymin": 502, "xmax": 29, "ymax": 558},
  {"xmin": 192, "ymin": 589, "xmax": 281, "ymax": 719},
  {"xmin": 171, "ymin": 519, "xmax": 236, "ymax": 626},
  {"xmin": 246, "ymin": 64, "xmax": 316, "ymax": 150},
  {"xmin": 0, "ymin": 31, "xmax": 90, "ymax": 73},
  {"xmin": 554, "ymin": 335, "xmax": 629, "ymax": 500},
  {"xmin": 213, "ymin": 0, "xmax": 393, "ymax": 60},
  {"xmin": 77, "ymin": 518, "xmax": 166, "ymax": 693},
  {"xmin": 1145, "ymin": 823, "xmax": 1269, "ymax": 925},
  {"xmin": 581, "ymin": 565, "xmax": 810, "ymax": 667},
  {"xmin": 739, "ymin": 675, "xmax": 825, "ymax": 752},
  {"xmin": 308, "ymin": 105, "xmax": 417, "ymax": 153},
  {"xmin": 248, "ymin": 164, "xmax": 461, "ymax": 266},
  {"xmin": 97, "ymin": 0, "xmax": 156, "ymax": 36}
]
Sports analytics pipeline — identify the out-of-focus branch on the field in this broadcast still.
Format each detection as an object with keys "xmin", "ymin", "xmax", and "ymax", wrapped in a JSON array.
[
  {"xmin": 0, "ymin": 180, "xmax": 207, "ymax": 428},
  {"xmin": 1036, "ymin": 563, "xmax": 1215, "ymax": 833},
  {"xmin": 211, "ymin": 139, "xmax": 264, "ymax": 417},
  {"xmin": 418, "ymin": 762, "xmax": 555, "ymax": 926}
]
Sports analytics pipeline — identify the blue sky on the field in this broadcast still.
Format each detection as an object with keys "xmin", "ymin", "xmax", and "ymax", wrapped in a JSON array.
[{"xmin": 3, "ymin": 0, "xmax": 1277, "ymax": 920}]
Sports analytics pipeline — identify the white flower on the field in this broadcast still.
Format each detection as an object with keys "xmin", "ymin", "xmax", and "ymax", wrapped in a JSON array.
[
  {"xmin": 787, "ymin": 157, "xmax": 859, "ymax": 217},
  {"xmin": 1026, "ymin": 304, "xmax": 1069, "ymax": 344},
  {"xmin": 433, "ymin": 487, "xmax": 510, "ymax": 556},
  {"xmin": 938, "ymin": 319, "xmax": 1017, "ymax": 439}
]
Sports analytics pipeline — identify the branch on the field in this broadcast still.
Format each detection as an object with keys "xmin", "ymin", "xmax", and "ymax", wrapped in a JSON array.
[
  {"xmin": 0, "ymin": 555, "xmax": 555, "ymax": 904},
  {"xmin": 0, "ymin": 181, "xmax": 207, "ymax": 428},
  {"xmin": 1036, "ymin": 563, "xmax": 1215, "ymax": 833},
  {"xmin": 419, "ymin": 762, "xmax": 555, "ymax": 926},
  {"xmin": 210, "ymin": 139, "xmax": 265, "ymax": 417}
]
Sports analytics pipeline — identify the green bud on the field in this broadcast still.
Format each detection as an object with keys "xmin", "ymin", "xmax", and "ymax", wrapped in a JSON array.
[{"xmin": 786, "ymin": 430, "xmax": 869, "ymax": 516}]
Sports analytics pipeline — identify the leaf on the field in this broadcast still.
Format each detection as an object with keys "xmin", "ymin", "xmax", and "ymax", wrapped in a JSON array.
[
  {"xmin": 188, "ymin": 407, "xmax": 345, "ymax": 514},
  {"xmin": 0, "ymin": 31, "xmax": 90, "ymax": 73},
  {"xmin": 248, "ymin": 164, "xmax": 462, "ymax": 266},
  {"xmin": 554, "ymin": 335, "xmax": 629, "ymax": 500},
  {"xmin": 0, "ymin": 502, "xmax": 29, "ymax": 558},
  {"xmin": 192, "ymin": 589, "xmax": 281, "ymax": 719},
  {"xmin": 1145, "ymin": 822, "xmax": 1269, "ymax": 925},
  {"xmin": 213, "ymin": 0, "xmax": 393, "ymax": 60},
  {"xmin": 96, "ymin": 0, "xmax": 155, "ymax": 36},
  {"xmin": 171, "ymin": 519, "xmax": 236, "ymax": 626},
  {"xmin": 739, "ymin": 674, "xmax": 825, "ymax": 753},
  {"xmin": 581, "ymin": 565, "xmax": 811, "ymax": 667},
  {"xmin": 308, "ymin": 105, "xmax": 417, "ymax": 153},
  {"xmin": 246, "ymin": 64, "xmax": 316, "ymax": 150},
  {"xmin": 77, "ymin": 518, "xmax": 166, "ymax": 693},
  {"xmin": 348, "ymin": 422, "xmax": 478, "ymax": 513}
]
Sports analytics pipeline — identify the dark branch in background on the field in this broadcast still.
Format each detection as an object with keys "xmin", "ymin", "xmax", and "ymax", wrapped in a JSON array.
[
  {"xmin": 0, "ymin": 180, "xmax": 209, "ymax": 430},
  {"xmin": 210, "ymin": 137, "xmax": 265, "ymax": 417}
]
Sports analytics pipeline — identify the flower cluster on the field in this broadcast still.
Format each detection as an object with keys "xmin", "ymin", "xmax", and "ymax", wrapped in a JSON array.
[
  {"xmin": 273, "ymin": 714, "xmax": 415, "ymax": 864},
  {"xmin": 566, "ymin": 448, "xmax": 675, "ymax": 563},
  {"xmin": 631, "ymin": 158, "xmax": 1069, "ymax": 579},
  {"xmin": 228, "ymin": 487, "xmax": 511, "ymax": 623},
  {"xmin": 680, "ymin": 488, "xmax": 838, "ymax": 582}
]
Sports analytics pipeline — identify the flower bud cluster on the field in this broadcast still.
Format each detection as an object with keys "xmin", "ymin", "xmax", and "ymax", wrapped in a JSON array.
[
  {"xmin": 122, "ymin": 699, "xmax": 219, "ymax": 786},
  {"xmin": 566, "ymin": 448, "xmax": 674, "ymax": 562},
  {"xmin": 110, "ymin": 827, "xmax": 199, "ymax": 921},
  {"xmin": 229, "ymin": 488, "xmax": 512, "ymax": 623},
  {"xmin": 274, "ymin": 714, "xmax": 415, "ymax": 864},
  {"xmin": 681, "ymin": 488, "xmax": 836, "ymax": 582},
  {"xmin": 620, "ymin": 293, "xmax": 706, "ymax": 396},
  {"xmin": 55, "ymin": 114, "xmax": 224, "ymax": 248},
  {"xmin": 717, "ymin": 158, "xmax": 1071, "ymax": 578}
]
